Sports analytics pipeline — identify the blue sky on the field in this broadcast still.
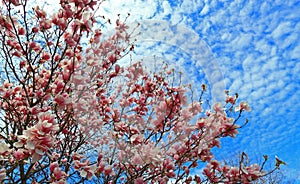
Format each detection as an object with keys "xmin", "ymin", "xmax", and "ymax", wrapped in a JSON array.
[{"xmin": 99, "ymin": 0, "xmax": 300, "ymax": 182}]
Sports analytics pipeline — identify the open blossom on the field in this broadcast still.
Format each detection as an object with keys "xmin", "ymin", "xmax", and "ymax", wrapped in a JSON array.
[
  {"xmin": 213, "ymin": 102, "xmax": 226, "ymax": 114},
  {"xmin": 235, "ymin": 101, "xmax": 251, "ymax": 112},
  {"xmin": 73, "ymin": 11, "xmax": 93, "ymax": 32},
  {"xmin": 104, "ymin": 165, "xmax": 113, "ymax": 176},
  {"xmin": 22, "ymin": 113, "xmax": 59, "ymax": 162},
  {"xmin": 18, "ymin": 27, "xmax": 26, "ymax": 35},
  {"xmin": 226, "ymin": 95, "xmax": 236, "ymax": 104},
  {"xmin": 74, "ymin": 159, "xmax": 97, "ymax": 179},
  {"xmin": 13, "ymin": 149, "xmax": 27, "ymax": 160},
  {"xmin": 80, "ymin": 164, "xmax": 97, "ymax": 180},
  {"xmin": 50, "ymin": 162, "xmax": 67, "ymax": 182}
]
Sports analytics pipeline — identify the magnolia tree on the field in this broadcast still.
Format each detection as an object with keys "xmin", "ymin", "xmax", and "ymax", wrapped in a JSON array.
[{"xmin": 0, "ymin": 0, "xmax": 284, "ymax": 183}]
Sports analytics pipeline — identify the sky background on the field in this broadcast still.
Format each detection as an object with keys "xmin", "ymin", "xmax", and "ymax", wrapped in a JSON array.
[{"xmin": 98, "ymin": 0, "xmax": 300, "ymax": 182}]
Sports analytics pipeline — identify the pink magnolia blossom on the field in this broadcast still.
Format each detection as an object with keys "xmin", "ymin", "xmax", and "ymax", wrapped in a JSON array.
[
  {"xmin": 13, "ymin": 149, "xmax": 27, "ymax": 160},
  {"xmin": 235, "ymin": 101, "xmax": 251, "ymax": 112},
  {"xmin": 21, "ymin": 113, "xmax": 59, "ymax": 162},
  {"xmin": 50, "ymin": 162, "xmax": 67, "ymax": 182}
]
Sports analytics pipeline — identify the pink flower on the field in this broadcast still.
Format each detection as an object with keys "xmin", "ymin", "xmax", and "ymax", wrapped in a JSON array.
[
  {"xmin": 213, "ymin": 102, "xmax": 225, "ymax": 114},
  {"xmin": 130, "ymin": 134, "xmax": 143, "ymax": 145},
  {"xmin": 41, "ymin": 52, "xmax": 51, "ymax": 61},
  {"xmin": 72, "ymin": 152, "xmax": 84, "ymax": 161},
  {"xmin": 104, "ymin": 165, "xmax": 113, "ymax": 175},
  {"xmin": 235, "ymin": 101, "xmax": 251, "ymax": 112},
  {"xmin": 32, "ymin": 27, "xmax": 39, "ymax": 33},
  {"xmin": 116, "ymin": 20, "xmax": 129, "ymax": 33},
  {"xmin": 29, "ymin": 42, "xmax": 41, "ymax": 52},
  {"xmin": 18, "ymin": 27, "xmax": 26, "ymax": 35},
  {"xmin": 132, "ymin": 154, "xmax": 143, "ymax": 165},
  {"xmin": 80, "ymin": 165, "xmax": 97, "ymax": 180},
  {"xmin": 13, "ymin": 149, "xmax": 27, "ymax": 160},
  {"xmin": 40, "ymin": 20, "xmax": 52, "ymax": 30},
  {"xmin": 50, "ymin": 162, "xmax": 59, "ymax": 173},
  {"xmin": 226, "ymin": 95, "xmax": 236, "ymax": 104},
  {"xmin": 34, "ymin": 6, "xmax": 46, "ymax": 18},
  {"xmin": 134, "ymin": 177, "xmax": 144, "ymax": 184},
  {"xmin": 22, "ymin": 113, "xmax": 58, "ymax": 162},
  {"xmin": 10, "ymin": 0, "xmax": 21, "ymax": 6},
  {"xmin": 74, "ymin": 12, "xmax": 93, "ymax": 32},
  {"xmin": 54, "ymin": 95, "xmax": 65, "ymax": 107},
  {"xmin": 54, "ymin": 54, "xmax": 61, "ymax": 62},
  {"xmin": 52, "ymin": 14, "xmax": 67, "ymax": 30},
  {"xmin": 53, "ymin": 167, "xmax": 66, "ymax": 180}
]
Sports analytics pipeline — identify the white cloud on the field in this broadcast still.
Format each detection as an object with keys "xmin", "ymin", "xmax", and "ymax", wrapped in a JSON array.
[
  {"xmin": 272, "ymin": 21, "xmax": 292, "ymax": 39},
  {"xmin": 101, "ymin": 0, "xmax": 158, "ymax": 21},
  {"xmin": 290, "ymin": 44, "xmax": 300, "ymax": 59},
  {"xmin": 200, "ymin": 4, "xmax": 210, "ymax": 16},
  {"xmin": 131, "ymin": 20, "xmax": 226, "ymax": 102},
  {"xmin": 162, "ymin": 1, "xmax": 172, "ymax": 16}
]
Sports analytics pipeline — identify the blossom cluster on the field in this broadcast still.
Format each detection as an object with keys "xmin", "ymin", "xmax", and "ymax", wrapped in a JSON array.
[{"xmin": 0, "ymin": 0, "xmax": 281, "ymax": 183}]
